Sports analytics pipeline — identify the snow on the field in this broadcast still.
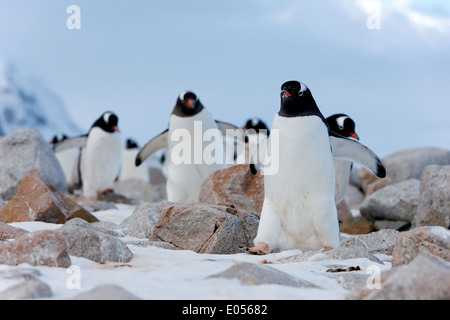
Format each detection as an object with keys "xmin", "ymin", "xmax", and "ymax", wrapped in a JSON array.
[{"xmin": 0, "ymin": 204, "xmax": 390, "ymax": 300}]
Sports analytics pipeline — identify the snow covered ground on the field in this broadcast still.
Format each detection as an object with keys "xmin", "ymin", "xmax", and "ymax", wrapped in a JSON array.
[{"xmin": 0, "ymin": 204, "xmax": 391, "ymax": 300}]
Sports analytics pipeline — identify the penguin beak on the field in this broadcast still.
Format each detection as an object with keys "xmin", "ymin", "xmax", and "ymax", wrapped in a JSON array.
[
  {"xmin": 350, "ymin": 132, "xmax": 359, "ymax": 140},
  {"xmin": 112, "ymin": 126, "xmax": 119, "ymax": 132},
  {"xmin": 282, "ymin": 91, "xmax": 292, "ymax": 99},
  {"xmin": 186, "ymin": 100, "xmax": 195, "ymax": 108}
]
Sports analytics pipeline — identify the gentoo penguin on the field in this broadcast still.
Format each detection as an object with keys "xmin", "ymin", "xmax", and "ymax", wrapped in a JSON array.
[
  {"xmin": 50, "ymin": 133, "xmax": 81, "ymax": 192},
  {"xmin": 244, "ymin": 81, "xmax": 386, "ymax": 254},
  {"xmin": 54, "ymin": 111, "xmax": 123, "ymax": 200},
  {"xmin": 119, "ymin": 139, "xmax": 150, "ymax": 183},
  {"xmin": 326, "ymin": 114, "xmax": 359, "ymax": 204},
  {"xmin": 135, "ymin": 91, "xmax": 244, "ymax": 203}
]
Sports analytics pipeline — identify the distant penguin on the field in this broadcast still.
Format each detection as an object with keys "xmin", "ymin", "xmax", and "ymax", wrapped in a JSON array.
[
  {"xmin": 236, "ymin": 117, "xmax": 270, "ymax": 164},
  {"xmin": 326, "ymin": 114, "xmax": 359, "ymax": 204},
  {"xmin": 245, "ymin": 81, "xmax": 386, "ymax": 254},
  {"xmin": 53, "ymin": 111, "xmax": 123, "ymax": 200},
  {"xmin": 50, "ymin": 133, "xmax": 81, "ymax": 192},
  {"xmin": 119, "ymin": 139, "xmax": 150, "ymax": 183},
  {"xmin": 135, "ymin": 91, "xmax": 244, "ymax": 203}
]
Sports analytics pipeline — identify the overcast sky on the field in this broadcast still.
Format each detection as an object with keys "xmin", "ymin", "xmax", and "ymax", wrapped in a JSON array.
[{"xmin": 0, "ymin": 0, "xmax": 449, "ymax": 158}]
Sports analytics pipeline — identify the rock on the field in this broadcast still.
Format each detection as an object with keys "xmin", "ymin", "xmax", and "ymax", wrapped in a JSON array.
[
  {"xmin": 339, "ymin": 216, "xmax": 374, "ymax": 235},
  {"xmin": 199, "ymin": 164, "xmax": 264, "ymax": 215},
  {"xmin": 0, "ymin": 269, "xmax": 52, "ymax": 300},
  {"xmin": 278, "ymin": 247, "xmax": 383, "ymax": 265},
  {"xmin": 150, "ymin": 203, "xmax": 259, "ymax": 254},
  {"xmin": 71, "ymin": 285, "xmax": 141, "ymax": 300},
  {"xmin": 340, "ymin": 229, "xmax": 399, "ymax": 255},
  {"xmin": 0, "ymin": 170, "xmax": 98, "ymax": 224},
  {"xmin": 0, "ymin": 222, "xmax": 29, "ymax": 240},
  {"xmin": 0, "ymin": 198, "xmax": 6, "ymax": 211},
  {"xmin": 345, "ymin": 183, "xmax": 365, "ymax": 210},
  {"xmin": 360, "ymin": 179, "xmax": 420, "ymax": 222},
  {"xmin": 358, "ymin": 147, "xmax": 450, "ymax": 196},
  {"xmin": 0, "ymin": 230, "xmax": 71, "ymax": 268},
  {"xmin": 413, "ymin": 165, "xmax": 450, "ymax": 228},
  {"xmin": 65, "ymin": 218, "xmax": 123, "ymax": 238},
  {"xmin": 207, "ymin": 262, "xmax": 319, "ymax": 288},
  {"xmin": 57, "ymin": 223, "xmax": 133, "ymax": 264},
  {"xmin": 373, "ymin": 219, "xmax": 410, "ymax": 231},
  {"xmin": 392, "ymin": 226, "xmax": 450, "ymax": 266},
  {"xmin": 336, "ymin": 200, "xmax": 353, "ymax": 222},
  {"xmin": 0, "ymin": 128, "xmax": 67, "ymax": 200},
  {"xmin": 120, "ymin": 202, "xmax": 177, "ymax": 239},
  {"xmin": 149, "ymin": 167, "xmax": 166, "ymax": 185},
  {"xmin": 113, "ymin": 178, "xmax": 167, "ymax": 203},
  {"xmin": 350, "ymin": 255, "xmax": 450, "ymax": 300}
]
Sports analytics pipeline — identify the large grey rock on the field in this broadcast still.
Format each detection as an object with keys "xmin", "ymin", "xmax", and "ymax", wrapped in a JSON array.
[
  {"xmin": 350, "ymin": 255, "xmax": 450, "ymax": 300},
  {"xmin": 113, "ymin": 178, "xmax": 167, "ymax": 203},
  {"xmin": 120, "ymin": 202, "xmax": 176, "ymax": 239},
  {"xmin": 360, "ymin": 179, "xmax": 420, "ymax": 222},
  {"xmin": 413, "ymin": 165, "xmax": 450, "ymax": 228},
  {"xmin": 358, "ymin": 147, "xmax": 450, "ymax": 196},
  {"xmin": 0, "ymin": 128, "xmax": 67, "ymax": 200},
  {"xmin": 392, "ymin": 226, "xmax": 450, "ymax": 266},
  {"xmin": 57, "ymin": 223, "xmax": 133, "ymax": 264},
  {"xmin": 150, "ymin": 203, "xmax": 259, "ymax": 254},
  {"xmin": 207, "ymin": 262, "xmax": 319, "ymax": 288}
]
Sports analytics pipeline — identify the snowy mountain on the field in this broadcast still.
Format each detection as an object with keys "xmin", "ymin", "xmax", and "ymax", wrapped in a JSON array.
[{"xmin": 0, "ymin": 58, "xmax": 82, "ymax": 140}]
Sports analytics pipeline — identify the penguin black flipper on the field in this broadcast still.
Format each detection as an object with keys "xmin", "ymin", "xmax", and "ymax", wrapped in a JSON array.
[
  {"xmin": 53, "ymin": 135, "xmax": 88, "ymax": 153},
  {"xmin": 215, "ymin": 120, "xmax": 246, "ymax": 142},
  {"xmin": 329, "ymin": 131, "xmax": 386, "ymax": 178},
  {"xmin": 135, "ymin": 129, "xmax": 169, "ymax": 167}
]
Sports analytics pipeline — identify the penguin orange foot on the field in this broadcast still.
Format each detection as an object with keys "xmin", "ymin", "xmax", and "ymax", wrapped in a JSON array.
[{"xmin": 239, "ymin": 242, "xmax": 269, "ymax": 255}]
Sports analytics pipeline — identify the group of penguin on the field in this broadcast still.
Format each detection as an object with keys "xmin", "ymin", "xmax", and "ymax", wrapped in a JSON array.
[{"xmin": 51, "ymin": 80, "xmax": 386, "ymax": 254}]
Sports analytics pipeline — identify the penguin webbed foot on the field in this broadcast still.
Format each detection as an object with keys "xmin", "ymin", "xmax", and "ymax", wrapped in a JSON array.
[{"xmin": 238, "ymin": 242, "xmax": 269, "ymax": 255}]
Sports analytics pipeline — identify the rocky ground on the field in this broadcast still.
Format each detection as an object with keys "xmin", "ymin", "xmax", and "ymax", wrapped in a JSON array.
[{"xmin": 0, "ymin": 128, "xmax": 449, "ymax": 300}]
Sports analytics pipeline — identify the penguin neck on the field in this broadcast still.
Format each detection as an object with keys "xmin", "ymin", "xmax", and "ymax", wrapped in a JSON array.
[{"xmin": 172, "ymin": 101, "xmax": 204, "ymax": 118}]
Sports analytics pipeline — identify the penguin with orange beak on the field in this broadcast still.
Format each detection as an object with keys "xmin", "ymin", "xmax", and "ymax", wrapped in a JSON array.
[{"xmin": 326, "ymin": 114, "xmax": 361, "ymax": 204}]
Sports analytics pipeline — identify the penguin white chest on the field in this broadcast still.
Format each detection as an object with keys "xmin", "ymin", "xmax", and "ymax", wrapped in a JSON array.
[
  {"xmin": 255, "ymin": 115, "xmax": 340, "ymax": 251},
  {"xmin": 81, "ymin": 128, "xmax": 123, "ymax": 199},
  {"xmin": 165, "ymin": 109, "xmax": 225, "ymax": 203}
]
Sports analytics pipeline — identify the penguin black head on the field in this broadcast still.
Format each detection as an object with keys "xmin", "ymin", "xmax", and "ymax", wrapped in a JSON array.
[
  {"xmin": 243, "ymin": 118, "xmax": 270, "ymax": 135},
  {"xmin": 326, "ymin": 114, "xmax": 359, "ymax": 140},
  {"xmin": 126, "ymin": 138, "xmax": 139, "ymax": 149},
  {"xmin": 279, "ymin": 80, "xmax": 323, "ymax": 120},
  {"xmin": 92, "ymin": 111, "xmax": 120, "ymax": 133},
  {"xmin": 173, "ymin": 91, "xmax": 204, "ymax": 117},
  {"xmin": 50, "ymin": 133, "xmax": 68, "ymax": 145}
]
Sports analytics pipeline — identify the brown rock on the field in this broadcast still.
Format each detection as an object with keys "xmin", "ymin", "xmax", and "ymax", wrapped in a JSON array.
[
  {"xmin": 151, "ymin": 203, "xmax": 259, "ymax": 254},
  {"xmin": 357, "ymin": 167, "xmax": 391, "ymax": 196},
  {"xmin": 0, "ymin": 230, "xmax": 71, "ymax": 268},
  {"xmin": 337, "ymin": 199, "xmax": 353, "ymax": 222},
  {"xmin": 392, "ymin": 226, "xmax": 450, "ymax": 267},
  {"xmin": 0, "ymin": 222, "xmax": 29, "ymax": 240},
  {"xmin": 0, "ymin": 170, "xmax": 98, "ymax": 224},
  {"xmin": 199, "ymin": 164, "xmax": 264, "ymax": 215},
  {"xmin": 339, "ymin": 216, "xmax": 374, "ymax": 235}
]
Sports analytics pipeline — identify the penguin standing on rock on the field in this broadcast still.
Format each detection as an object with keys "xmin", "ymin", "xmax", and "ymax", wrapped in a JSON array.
[
  {"xmin": 53, "ymin": 111, "xmax": 123, "ymax": 200},
  {"xmin": 243, "ymin": 81, "xmax": 386, "ymax": 254},
  {"xmin": 135, "ymin": 91, "xmax": 244, "ymax": 203},
  {"xmin": 326, "ymin": 114, "xmax": 360, "ymax": 204}
]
